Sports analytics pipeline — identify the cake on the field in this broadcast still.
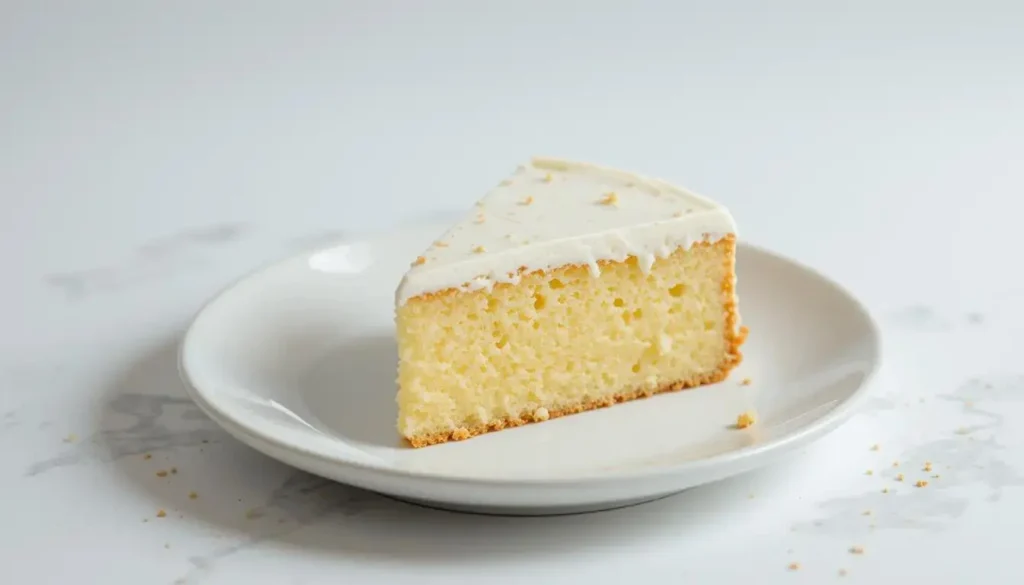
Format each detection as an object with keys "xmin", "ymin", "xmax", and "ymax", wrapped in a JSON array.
[{"xmin": 395, "ymin": 157, "xmax": 747, "ymax": 447}]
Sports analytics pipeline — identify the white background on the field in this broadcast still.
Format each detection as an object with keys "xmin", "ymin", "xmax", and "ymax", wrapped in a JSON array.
[{"xmin": 2, "ymin": 1, "xmax": 1022, "ymax": 583}]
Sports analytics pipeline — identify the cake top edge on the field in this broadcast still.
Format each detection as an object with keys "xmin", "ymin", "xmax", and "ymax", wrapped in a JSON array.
[{"xmin": 395, "ymin": 157, "xmax": 737, "ymax": 306}]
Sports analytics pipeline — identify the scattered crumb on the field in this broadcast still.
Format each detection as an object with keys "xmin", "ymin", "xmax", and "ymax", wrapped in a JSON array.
[
  {"xmin": 862, "ymin": 510, "xmax": 872, "ymax": 516},
  {"xmin": 849, "ymin": 545, "xmax": 864, "ymax": 555},
  {"xmin": 882, "ymin": 488, "xmax": 889, "ymax": 493},
  {"xmin": 915, "ymin": 480, "xmax": 929, "ymax": 488},
  {"xmin": 188, "ymin": 491, "xmax": 198, "ymax": 500},
  {"xmin": 839, "ymin": 569, "xmax": 848, "ymax": 577},
  {"xmin": 474, "ymin": 214, "xmax": 486, "ymax": 224},
  {"xmin": 740, "ymin": 377, "xmax": 752, "ymax": 386},
  {"xmin": 895, "ymin": 473, "xmax": 904, "ymax": 482},
  {"xmin": 735, "ymin": 411, "xmax": 757, "ymax": 429},
  {"xmin": 788, "ymin": 562, "xmax": 801, "ymax": 571},
  {"xmin": 472, "ymin": 246, "xmax": 487, "ymax": 254},
  {"xmin": 672, "ymin": 211, "xmax": 684, "ymax": 218},
  {"xmin": 143, "ymin": 453, "xmax": 152, "ymax": 460},
  {"xmin": 156, "ymin": 509, "xmax": 167, "ymax": 518},
  {"xmin": 871, "ymin": 444, "xmax": 880, "ymax": 451},
  {"xmin": 892, "ymin": 460, "xmax": 899, "ymax": 467},
  {"xmin": 923, "ymin": 462, "xmax": 933, "ymax": 472},
  {"xmin": 520, "ymin": 196, "xmax": 534, "ymax": 206},
  {"xmin": 156, "ymin": 470, "xmax": 168, "ymax": 478},
  {"xmin": 543, "ymin": 173, "xmax": 553, "ymax": 183},
  {"xmin": 62, "ymin": 433, "xmax": 77, "ymax": 443},
  {"xmin": 499, "ymin": 179, "xmax": 513, "ymax": 186},
  {"xmin": 598, "ymin": 192, "xmax": 619, "ymax": 206},
  {"xmin": 412, "ymin": 256, "xmax": 426, "ymax": 266},
  {"xmin": 865, "ymin": 470, "xmax": 873, "ymax": 475},
  {"xmin": 433, "ymin": 241, "xmax": 448, "ymax": 248}
]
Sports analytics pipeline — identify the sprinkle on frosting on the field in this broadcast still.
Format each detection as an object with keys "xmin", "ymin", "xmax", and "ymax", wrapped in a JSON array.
[{"xmin": 599, "ymin": 192, "xmax": 619, "ymax": 206}]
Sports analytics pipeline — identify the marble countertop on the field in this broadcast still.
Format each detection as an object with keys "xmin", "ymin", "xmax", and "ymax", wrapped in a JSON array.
[{"xmin": 3, "ymin": 2, "xmax": 1023, "ymax": 583}]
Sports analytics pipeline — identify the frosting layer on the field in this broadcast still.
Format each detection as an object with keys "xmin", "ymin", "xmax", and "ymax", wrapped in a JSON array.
[{"xmin": 396, "ymin": 157, "xmax": 737, "ymax": 305}]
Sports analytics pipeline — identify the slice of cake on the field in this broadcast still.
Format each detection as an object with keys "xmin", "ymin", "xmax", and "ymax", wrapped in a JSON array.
[{"xmin": 395, "ymin": 157, "xmax": 747, "ymax": 447}]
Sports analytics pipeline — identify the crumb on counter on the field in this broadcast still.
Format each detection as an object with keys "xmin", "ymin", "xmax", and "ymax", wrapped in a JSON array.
[
  {"xmin": 521, "ymin": 196, "xmax": 534, "ymax": 206},
  {"xmin": 412, "ymin": 256, "xmax": 426, "ymax": 266},
  {"xmin": 865, "ymin": 469, "xmax": 873, "ymax": 475},
  {"xmin": 871, "ymin": 444, "xmax": 880, "ymax": 451},
  {"xmin": 849, "ymin": 545, "xmax": 864, "ymax": 555},
  {"xmin": 896, "ymin": 473, "xmax": 904, "ymax": 482},
  {"xmin": 433, "ymin": 241, "xmax": 448, "ymax": 248},
  {"xmin": 472, "ymin": 246, "xmax": 487, "ymax": 254},
  {"xmin": 543, "ymin": 173, "xmax": 553, "ymax": 183},
  {"xmin": 62, "ymin": 433, "xmax": 78, "ymax": 443},
  {"xmin": 915, "ymin": 480, "xmax": 929, "ymax": 488},
  {"xmin": 735, "ymin": 411, "xmax": 757, "ymax": 429},
  {"xmin": 156, "ymin": 470, "xmax": 168, "ymax": 478},
  {"xmin": 740, "ymin": 377, "xmax": 752, "ymax": 386},
  {"xmin": 156, "ymin": 509, "xmax": 167, "ymax": 518},
  {"xmin": 188, "ymin": 491, "xmax": 198, "ymax": 500},
  {"xmin": 598, "ymin": 192, "xmax": 619, "ymax": 206},
  {"xmin": 788, "ymin": 562, "xmax": 801, "ymax": 571},
  {"xmin": 143, "ymin": 453, "xmax": 152, "ymax": 460}
]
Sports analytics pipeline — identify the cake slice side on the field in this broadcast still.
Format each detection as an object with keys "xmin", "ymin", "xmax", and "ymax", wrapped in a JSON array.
[{"xmin": 396, "ymin": 235, "xmax": 746, "ymax": 448}]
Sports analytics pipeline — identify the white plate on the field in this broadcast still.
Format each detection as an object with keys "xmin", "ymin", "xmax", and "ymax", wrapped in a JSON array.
[{"xmin": 180, "ymin": 221, "xmax": 881, "ymax": 516}]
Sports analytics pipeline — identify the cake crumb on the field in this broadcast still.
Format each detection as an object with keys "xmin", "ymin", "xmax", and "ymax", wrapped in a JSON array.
[
  {"xmin": 896, "ymin": 473, "xmax": 904, "ymax": 482},
  {"xmin": 673, "ymin": 211, "xmax": 684, "ymax": 218},
  {"xmin": 412, "ymin": 256, "xmax": 426, "ymax": 266},
  {"xmin": 433, "ymin": 241, "xmax": 448, "ymax": 248},
  {"xmin": 740, "ymin": 377, "xmax": 752, "ymax": 386},
  {"xmin": 188, "ymin": 491, "xmax": 198, "ymax": 500},
  {"xmin": 788, "ymin": 562, "xmax": 801, "ymax": 571},
  {"xmin": 849, "ymin": 545, "xmax": 864, "ymax": 555},
  {"xmin": 475, "ymin": 214, "xmax": 486, "ymax": 224},
  {"xmin": 735, "ymin": 411, "xmax": 756, "ymax": 429},
  {"xmin": 893, "ymin": 461, "xmax": 900, "ymax": 467},
  {"xmin": 472, "ymin": 246, "xmax": 487, "ymax": 254},
  {"xmin": 520, "ymin": 196, "xmax": 534, "ymax": 206},
  {"xmin": 533, "ymin": 407, "xmax": 550, "ymax": 422},
  {"xmin": 499, "ymin": 179, "xmax": 513, "ymax": 186},
  {"xmin": 882, "ymin": 488, "xmax": 889, "ymax": 493},
  {"xmin": 839, "ymin": 569, "xmax": 848, "ymax": 577},
  {"xmin": 923, "ymin": 462, "xmax": 933, "ymax": 472},
  {"xmin": 865, "ymin": 469, "xmax": 873, "ymax": 475},
  {"xmin": 915, "ymin": 480, "xmax": 929, "ymax": 488},
  {"xmin": 156, "ymin": 509, "xmax": 167, "ymax": 518},
  {"xmin": 143, "ymin": 453, "xmax": 152, "ymax": 460},
  {"xmin": 871, "ymin": 444, "xmax": 880, "ymax": 451},
  {"xmin": 862, "ymin": 510, "xmax": 872, "ymax": 516},
  {"xmin": 156, "ymin": 470, "xmax": 168, "ymax": 478},
  {"xmin": 543, "ymin": 173, "xmax": 553, "ymax": 183},
  {"xmin": 598, "ymin": 192, "xmax": 619, "ymax": 206},
  {"xmin": 452, "ymin": 427, "xmax": 471, "ymax": 441}
]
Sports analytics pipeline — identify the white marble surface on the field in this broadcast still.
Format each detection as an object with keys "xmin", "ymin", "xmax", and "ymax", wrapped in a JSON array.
[{"xmin": 2, "ymin": 1, "xmax": 1023, "ymax": 583}]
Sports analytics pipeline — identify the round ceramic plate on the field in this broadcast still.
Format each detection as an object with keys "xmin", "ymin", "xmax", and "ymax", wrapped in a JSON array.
[{"xmin": 180, "ymin": 220, "xmax": 881, "ymax": 516}]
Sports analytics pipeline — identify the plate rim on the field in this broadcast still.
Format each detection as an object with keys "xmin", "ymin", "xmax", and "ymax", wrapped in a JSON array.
[{"xmin": 179, "ymin": 223, "xmax": 883, "ymax": 490}]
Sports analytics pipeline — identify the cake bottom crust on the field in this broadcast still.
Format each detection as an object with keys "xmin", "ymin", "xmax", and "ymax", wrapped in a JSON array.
[{"xmin": 404, "ymin": 326, "xmax": 748, "ymax": 448}]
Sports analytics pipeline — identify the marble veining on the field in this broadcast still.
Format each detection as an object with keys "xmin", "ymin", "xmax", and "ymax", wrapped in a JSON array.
[{"xmin": 44, "ymin": 223, "xmax": 249, "ymax": 301}]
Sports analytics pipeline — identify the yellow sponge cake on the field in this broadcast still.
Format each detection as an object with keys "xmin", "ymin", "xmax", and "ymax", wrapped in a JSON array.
[{"xmin": 395, "ymin": 158, "xmax": 746, "ymax": 447}]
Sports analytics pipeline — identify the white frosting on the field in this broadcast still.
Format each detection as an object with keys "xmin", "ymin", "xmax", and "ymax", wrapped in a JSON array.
[{"xmin": 396, "ymin": 157, "xmax": 737, "ymax": 305}]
